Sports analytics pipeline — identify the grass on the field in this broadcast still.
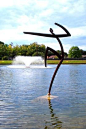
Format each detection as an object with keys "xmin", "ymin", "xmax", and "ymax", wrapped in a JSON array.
[
  {"xmin": 47, "ymin": 60, "xmax": 86, "ymax": 64},
  {"xmin": 0, "ymin": 60, "xmax": 86, "ymax": 65},
  {"xmin": 0, "ymin": 60, "xmax": 12, "ymax": 65}
]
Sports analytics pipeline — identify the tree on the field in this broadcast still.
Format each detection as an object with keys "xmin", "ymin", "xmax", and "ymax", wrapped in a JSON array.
[
  {"xmin": 12, "ymin": 45, "xmax": 21, "ymax": 57},
  {"xmin": 0, "ymin": 44, "xmax": 7, "ymax": 59},
  {"xmin": 32, "ymin": 51, "xmax": 43, "ymax": 56},
  {"xmin": 26, "ymin": 43, "xmax": 46, "ymax": 57},
  {"xmin": 0, "ymin": 41, "xmax": 4, "ymax": 45},
  {"xmin": 68, "ymin": 46, "xmax": 82, "ymax": 58},
  {"xmin": 80, "ymin": 49, "xmax": 86, "ymax": 55},
  {"xmin": 20, "ymin": 45, "xmax": 28, "ymax": 56},
  {"xmin": 57, "ymin": 50, "xmax": 68, "ymax": 57}
]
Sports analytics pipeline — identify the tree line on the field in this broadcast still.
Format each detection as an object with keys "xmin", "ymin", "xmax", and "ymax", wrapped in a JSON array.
[
  {"xmin": 0, "ymin": 41, "xmax": 86, "ymax": 60},
  {"xmin": 0, "ymin": 41, "xmax": 46, "ymax": 60}
]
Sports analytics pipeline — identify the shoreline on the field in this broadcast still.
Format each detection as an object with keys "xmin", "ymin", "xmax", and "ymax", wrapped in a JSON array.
[
  {"xmin": 0, "ymin": 60, "xmax": 86, "ymax": 65},
  {"xmin": 47, "ymin": 60, "xmax": 86, "ymax": 64}
]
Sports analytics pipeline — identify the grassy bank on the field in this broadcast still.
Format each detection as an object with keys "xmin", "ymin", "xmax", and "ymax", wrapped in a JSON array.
[
  {"xmin": 47, "ymin": 60, "xmax": 86, "ymax": 64},
  {"xmin": 0, "ymin": 60, "xmax": 86, "ymax": 65},
  {"xmin": 0, "ymin": 60, "xmax": 12, "ymax": 65}
]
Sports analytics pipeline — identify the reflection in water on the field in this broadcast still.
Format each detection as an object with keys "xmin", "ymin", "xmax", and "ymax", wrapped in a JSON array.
[{"xmin": 44, "ymin": 99, "xmax": 62, "ymax": 129}]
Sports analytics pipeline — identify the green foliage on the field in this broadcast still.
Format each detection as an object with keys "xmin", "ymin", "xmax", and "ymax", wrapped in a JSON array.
[
  {"xmin": 20, "ymin": 45, "xmax": 28, "ymax": 56},
  {"xmin": 0, "ymin": 42, "xmax": 46, "ymax": 60},
  {"xmin": 68, "ymin": 46, "xmax": 82, "ymax": 58},
  {"xmin": 0, "ymin": 41, "xmax": 85, "ymax": 60},
  {"xmin": 2, "ymin": 56, "xmax": 9, "ymax": 60},
  {"xmin": 0, "ymin": 44, "xmax": 6, "ymax": 59},
  {"xmin": 0, "ymin": 41, "xmax": 4, "ymax": 45},
  {"xmin": 57, "ymin": 50, "xmax": 68, "ymax": 57},
  {"xmin": 47, "ymin": 50, "xmax": 68, "ymax": 58},
  {"xmin": 32, "ymin": 52, "xmax": 44, "ymax": 57},
  {"xmin": 26, "ymin": 42, "xmax": 45, "ymax": 56},
  {"xmin": 47, "ymin": 50, "xmax": 54, "ymax": 56},
  {"xmin": 80, "ymin": 49, "xmax": 86, "ymax": 55}
]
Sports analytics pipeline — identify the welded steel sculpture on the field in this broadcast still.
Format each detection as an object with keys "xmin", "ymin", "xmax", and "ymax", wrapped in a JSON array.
[{"xmin": 23, "ymin": 23, "xmax": 71, "ymax": 95}]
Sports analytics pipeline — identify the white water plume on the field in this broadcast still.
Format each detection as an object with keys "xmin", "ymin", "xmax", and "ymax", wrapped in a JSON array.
[{"xmin": 13, "ymin": 56, "xmax": 44, "ymax": 67}]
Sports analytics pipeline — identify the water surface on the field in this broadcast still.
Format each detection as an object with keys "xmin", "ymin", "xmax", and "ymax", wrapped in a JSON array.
[{"xmin": 0, "ymin": 64, "xmax": 86, "ymax": 129}]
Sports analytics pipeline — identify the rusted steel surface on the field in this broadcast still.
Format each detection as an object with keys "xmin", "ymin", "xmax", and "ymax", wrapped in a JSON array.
[{"xmin": 24, "ymin": 23, "xmax": 71, "ymax": 95}]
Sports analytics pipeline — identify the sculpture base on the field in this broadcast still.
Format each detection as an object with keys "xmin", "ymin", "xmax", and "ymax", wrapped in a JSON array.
[{"xmin": 37, "ymin": 94, "xmax": 58, "ymax": 100}]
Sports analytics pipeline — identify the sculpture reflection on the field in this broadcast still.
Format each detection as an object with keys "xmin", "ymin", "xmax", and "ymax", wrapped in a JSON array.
[{"xmin": 44, "ymin": 99, "xmax": 62, "ymax": 129}]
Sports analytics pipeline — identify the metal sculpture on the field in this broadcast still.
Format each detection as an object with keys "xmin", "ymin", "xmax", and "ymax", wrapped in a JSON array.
[{"xmin": 23, "ymin": 23, "xmax": 71, "ymax": 95}]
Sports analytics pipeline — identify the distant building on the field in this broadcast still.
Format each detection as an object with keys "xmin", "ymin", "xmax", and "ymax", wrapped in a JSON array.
[
  {"xmin": 48, "ymin": 55, "xmax": 57, "ymax": 59},
  {"xmin": 82, "ymin": 55, "xmax": 86, "ymax": 58}
]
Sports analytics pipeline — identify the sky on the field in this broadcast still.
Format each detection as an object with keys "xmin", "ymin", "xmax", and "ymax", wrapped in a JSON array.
[{"xmin": 0, "ymin": 0, "xmax": 86, "ymax": 53}]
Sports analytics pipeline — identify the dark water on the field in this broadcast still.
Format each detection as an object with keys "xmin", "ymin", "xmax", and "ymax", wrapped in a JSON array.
[{"xmin": 0, "ymin": 64, "xmax": 86, "ymax": 129}]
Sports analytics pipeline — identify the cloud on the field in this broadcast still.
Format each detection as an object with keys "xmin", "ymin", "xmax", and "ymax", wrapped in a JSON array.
[
  {"xmin": 70, "ymin": 26, "xmax": 86, "ymax": 37},
  {"xmin": 0, "ymin": 0, "xmax": 14, "ymax": 7},
  {"xmin": 0, "ymin": 0, "xmax": 86, "ymax": 53}
]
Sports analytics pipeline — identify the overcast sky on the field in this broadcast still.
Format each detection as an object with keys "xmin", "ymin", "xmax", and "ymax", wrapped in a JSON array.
[{"xmin": 0, "ymin": 0, "xmax": 86, "ymax": 53}]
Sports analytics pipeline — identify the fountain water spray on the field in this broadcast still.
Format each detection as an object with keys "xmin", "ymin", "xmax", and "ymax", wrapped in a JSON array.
[
  {"xmin": 13, "ymin": 56, "xmax": 44, "ymax": 67},
  {"xmin": 8, "ymin": 56, "xmax": 53, "ymax": 69}
]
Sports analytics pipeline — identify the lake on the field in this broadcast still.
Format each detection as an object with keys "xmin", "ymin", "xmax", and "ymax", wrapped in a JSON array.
[{"xmin": 0, "ymin": 64, "xmax": 86, "ymax": 129}]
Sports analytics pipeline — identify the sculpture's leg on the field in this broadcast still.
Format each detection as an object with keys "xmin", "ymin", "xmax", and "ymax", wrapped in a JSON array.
[
  {"xmin": 48, "ymin": 58, "xmax": 63, "ymax": 95},
  {"xmin": 44, "ymin": 46, "xmax": 63, "ymax": 95},
  {"xmin": 47, "ymin": 30, "xmax": 64, "ymax": 95},
  {"xmin": 45, "ymin": 47, "xmax": 48, "ymax": 67}
]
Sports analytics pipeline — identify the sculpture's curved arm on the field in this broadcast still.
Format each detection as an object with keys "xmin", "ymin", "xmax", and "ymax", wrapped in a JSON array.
[
  {"xmin": 23, "ymin": 23, "xmax": 71, "ymax": 38},
  {"xmin": 55, "ymin": 23, "xmax": 71, "ymax": 37},
  {"xmin": 45, "ymin": 46, "xmax": 62, "ymax": 67}
]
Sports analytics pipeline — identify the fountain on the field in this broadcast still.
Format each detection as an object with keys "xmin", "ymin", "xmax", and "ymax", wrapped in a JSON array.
[
  {"xmin": 8, "ymin": 55, "xmax": 54, "ymax": 69},
  {"xmin": 13, "ymin": 56, "xmax": 44, "ymax": 67}
]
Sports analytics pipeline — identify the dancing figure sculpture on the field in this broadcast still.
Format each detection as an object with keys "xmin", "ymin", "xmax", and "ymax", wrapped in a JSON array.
[{"xmin": 24, "ymin": 23, "xmax": 71, "ymax": 95}]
